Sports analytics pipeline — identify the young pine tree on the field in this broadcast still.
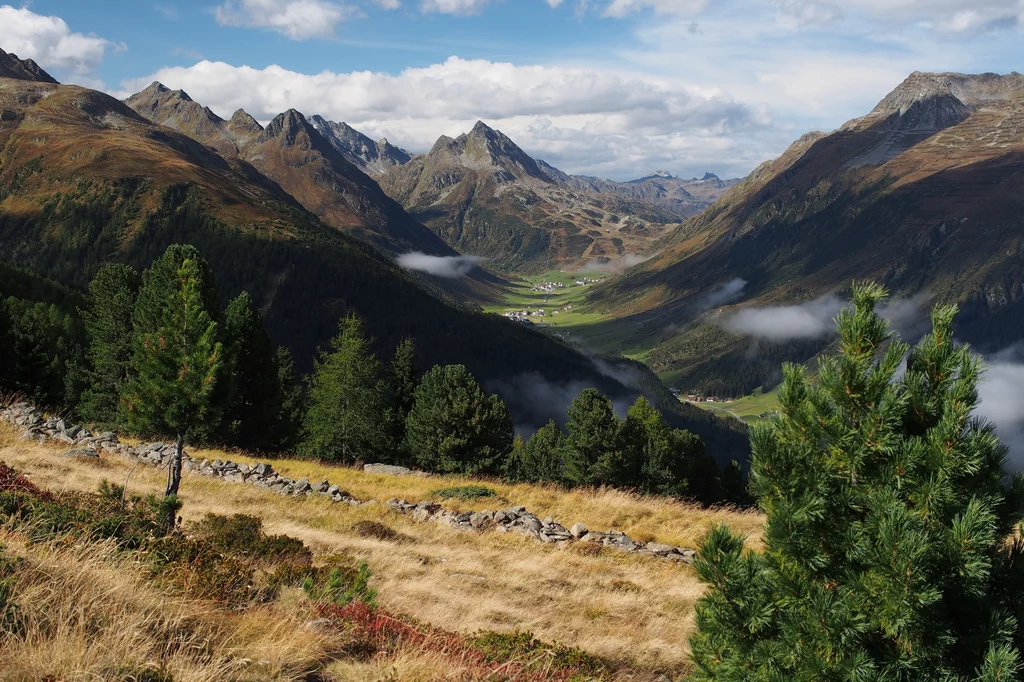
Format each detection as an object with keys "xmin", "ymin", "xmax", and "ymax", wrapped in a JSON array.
[
  {"xmin": 79, "ymin": 263, "xmax": 140, "ymax": 424},
  {"xmin": 689, "ymin": 283, "xmax": 1024, "ymax": 682},
  {"xmin": 385, "ymin": 338, "xmax": 417, "ymax": 462},
  {"xmin": 122, "ymin": 257, "xmax": 224, "ymax": 502},
  {"xmin": 505, "ymin": 419, "xmax": 566, "ymax": 483},
  {"xmin": 299, "ymin": 315, "xmax": 387, "ymax": 464},
  {"xmin": 219, "ymin": 291, "xmax": 282, "ymax": 450},
  {"xmin": 562, "ymin": 388, "xmax": 623, "ymax": 486},
  {"xmin": 405, "ymin": 364, "xmax": 513, "ymax": 475}
]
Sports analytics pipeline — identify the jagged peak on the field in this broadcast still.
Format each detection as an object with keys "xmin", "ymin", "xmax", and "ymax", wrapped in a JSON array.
[
  {"xmin": 229, "ymin": 108, "xmax": 262, "ymax": 132},
  {"xmin": 0, "ymin": 47, "xmax": 59, "ymax": 84}
]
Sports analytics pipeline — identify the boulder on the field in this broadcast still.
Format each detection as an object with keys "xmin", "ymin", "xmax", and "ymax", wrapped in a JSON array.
[
  {"xmin": 646, "ymin": 543, "xmax": 675, "ymax": 556},
  {"xmin": 569, "ymin": 522, "xmax": 587, "ymax": 539},
  {"xmin": 469, "ymin": 512, "xmax": 493, "ymax": 530},
  {"xmin": 364, "ymin": 463, "xmax": 414, "ymax": 476}
]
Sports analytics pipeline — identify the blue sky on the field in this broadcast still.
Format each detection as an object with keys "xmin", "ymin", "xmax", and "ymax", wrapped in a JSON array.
[{"xmin": 2, "ymin": 0, "xmax": 1022, "ymax": 179}]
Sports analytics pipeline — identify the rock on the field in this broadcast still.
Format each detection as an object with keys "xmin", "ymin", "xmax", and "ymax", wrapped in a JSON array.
[
  {"xmin": 55, "ymin": 419, "xmax": 65, "ymax": 431},
  {"xmin": 364, "ymin": 463, "xmax": 414, "ymax": 476},
  {"xmin": 303, "ymin": 618, "xmax": 333, "ymax": 632},
  {"xmin": 581, "ymin": 532, "xmax": 606, "ymax": 544},
  {"xmin": 469, "ymin": 512, "xmax": 493, "ymax": 530},
  {"xmin": 293, "ymin": 478, "xmax": 312, "ymax": 494},
  {"xmin": 64, "ymin": 425, "xmax": 81, "ymax": 438},
  {"xmin": 493, "ymin": 510, "xmax": 510, "ymax": 524},
  {"xmin": 63, "ymin": 448, "xmax": 99, "ymax": 459},
  {"xmin": 412, "ymin": 507, "xmax": 433, "ymax": 522},
  {"xmin": 521, "ymin": 517, "xmax": 542, "ymax": 532},
  {"xmin": 570, "ymin": 522, "xmax": 587, "ymax": 538},
  {"xmin": 646, "ymin": 543, "xmax": 675, "ymax": 556},
  {"xmin": 313, "ymin": 480, "xmax": 329, "ymax": 493}
]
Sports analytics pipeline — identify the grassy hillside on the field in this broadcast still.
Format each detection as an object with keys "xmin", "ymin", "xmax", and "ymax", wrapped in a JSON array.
[
  {"xmin": 584, "ymin": 72, "xmax": 1024, "ymax": 396},
  {"xmin": 0, "ymin": 418, "xmax": 763, "ymax": 679}
]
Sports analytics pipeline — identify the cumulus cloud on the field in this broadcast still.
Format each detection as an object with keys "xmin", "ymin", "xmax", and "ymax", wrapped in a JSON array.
[
  {"xmin": 396, "ymin": 252, "xmax": 485, "ymax": 278},
  {"xmin": 214, "ymin": 0, "xmax": 356, "ymax": 39},
  {"xmin": 0, "ymin": 5, "xmax": 117, "ymax": 76},
  {"xmin": 421, "ymin": 0, "xmax": 490, "ymax": 13},
  {"xmin": 115, "ymin": 56, "xmax": 766, "ymax": 179},
  {"xmin": 724, "ymin": 295, "xmax": 845, "ymax": 340}
]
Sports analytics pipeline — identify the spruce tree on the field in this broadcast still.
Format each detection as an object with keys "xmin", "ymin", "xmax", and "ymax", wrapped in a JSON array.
[
  {"xmin": 122, "ymin": 257, "xmax": 224, "ymax": 503},
  {"xmin": 79, "ymin": 263, "xmax": 140, "ymax": 423},
  {"xmin": 405, "ymin": 364, "xmax": 513, "ymax": 475},
  {"xmin": 385, "ymin": 338, "xmax": 417, "ymax": 462},
  {"xmin": 299, "ymin": 315, "xmax": 386, "ymax": 464},
  {"xmin": 505, "ymin": 419, "xmax": 565, "ymax": 483},
  {"xmin": 272, "ymin": 346, "xmax": 304, "ymax": 450},
  {"xmin": 220, "ymin": 291, "xmax": 281, "ymax": 449},
  {"xmin": 689, "ymin": 283, "xmax": 1024, "ymax": 681},
  {"xmin": 563, "ymin": 388, "xmax": 623, "ymax": 486}
]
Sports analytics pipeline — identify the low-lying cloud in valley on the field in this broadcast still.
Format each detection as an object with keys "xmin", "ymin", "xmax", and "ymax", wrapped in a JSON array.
[
  {"xmin": 396, "ymin": 252, "xmax": 485, "ymax": 278},
  {"xmin": 723, "ymin": 295, "xmax": 845, "ymax": 340},
  {"xmin": 582, "ymin": 253, "xmax": 653, "ymax": 273},
  {"xmin": 977, "ymin": 345, "xmax": 1024, "ymax": 468}
]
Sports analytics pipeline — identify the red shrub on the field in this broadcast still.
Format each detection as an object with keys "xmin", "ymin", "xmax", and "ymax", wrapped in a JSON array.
[
  {"xmin": 0, "ymin": 462, "xmax": 54, "ymax": 501},
  {"xmin": 316, "ymin": 601, "xmax": 592, "ymax": 681}
]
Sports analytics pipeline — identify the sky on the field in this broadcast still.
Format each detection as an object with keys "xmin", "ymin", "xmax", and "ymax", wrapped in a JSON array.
[{"xmin": 1, "ymin": 1, "xmax": 1022, "ymax": 180}]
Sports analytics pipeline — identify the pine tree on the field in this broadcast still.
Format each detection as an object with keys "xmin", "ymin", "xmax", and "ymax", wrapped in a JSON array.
[
  {"xmin": 405, "ymin": 364, "xmax": 513, "ymax": 475},
  {"xmin": 689, "ymin": 282, "xmax": 1024, "ymax": 681},
  {"xmin": 385, "ymin": 338, "xmax": 417, "ymax": 462},
  {"xmin": 271, "ymin": 346, "xmax": 304, "ymax": 451},
  {"xmin": 299, "ymin": 315, "xmax": 387, "ymax": 464},
  {"xmin": 505, "ymin": 419, "xmax": 565, "ymax": 483},
  {"xmin": 79, "ymin": 263, "xmax": 140, "ymax": 423},
  {"xmin": 219, "ymin": 291, "xmax": 282, "ymax": 450},
  {"xmin": 563, "ymin": 388, "xmax": 622, "ymax": 486},
  {"xmin": 122, "ymin": 257, "xmax": 224, "ymax": 505}
]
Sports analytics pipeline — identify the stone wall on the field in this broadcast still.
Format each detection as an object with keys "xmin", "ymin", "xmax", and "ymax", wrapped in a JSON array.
[{"xmin": 1, "ymin": 401, "xmax": 696, "ymax": 563}]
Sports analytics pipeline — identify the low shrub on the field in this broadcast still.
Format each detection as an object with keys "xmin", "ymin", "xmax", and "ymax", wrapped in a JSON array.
[
  {"xmin": 350, "ymin": 520, "xmax": 412, "ymax": 543},
  {"xmin": 430, "ymin": 485, "xmax": 497, "ymax": 501},
  {"xmin": 303, "ymin": 561, "xmax": 377, "ymax": 608}
]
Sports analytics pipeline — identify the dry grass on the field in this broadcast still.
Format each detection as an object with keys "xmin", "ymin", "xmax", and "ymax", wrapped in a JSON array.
[
  {"xmin": 0, "ymin": 423, "xmax": 765, "ymax": 676},
  {"xmin": 0, "ymin": 533, "xmax": 353, "ymax": 682}
]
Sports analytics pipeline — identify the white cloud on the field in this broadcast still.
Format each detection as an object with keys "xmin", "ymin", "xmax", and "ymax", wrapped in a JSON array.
[
  {"xmin": 116, "ymin": 56, "xmax": 767, "ymax": 179},
  {"xmin": 374, "ymin": 0, "xmax": 401, "ymax": 7},
  {"xmin": 396, "ymin": 252, "xmax": 485, "ymax": 277},
  {"xmin": 723, "ymin": 295, "xmax": 846, "ymax": 339},
  {"xmin": 420, "ymin": 0, "xmax": 490, "ymax": 14},
  {"xmin": 214, "ymin": 0, "xmax": 356, "ymax": 39},
  {"xmin": 776, "ymin": 0, "xmax": 1024, "ymax": 34},
  {"xmin": 977, "ymin": 347, "xmax": 1024, "ymax": 467},
  {"xmin": 0, "ymin": 5, "xmax": 116, "ymax": 76},
  {"xmin": 603, "ymin": 0, "xmax": 707, "ymax": 17}
]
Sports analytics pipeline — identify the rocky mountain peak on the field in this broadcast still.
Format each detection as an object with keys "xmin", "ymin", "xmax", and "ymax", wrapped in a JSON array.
[
  {"xmin": 0, "ymin": 47, "xmax": 58, "ymax": 84},
  {"xmin": 261, "ymin": 109, "xmax": 311, "ymax": 145},
  {"xmin": 460, "ymin": 120, "xmax": 549, "ymax": 183},
  {"xmin": 700, "ymin": 172, "xmax": 719, "ymax": 181},
  {"xmin": 229, "ymin": 109, "xmax": 262, "ymax": 134},
  {"xmin": 309, "ymin": 115, "xmax": 411, "ymax": 175}
]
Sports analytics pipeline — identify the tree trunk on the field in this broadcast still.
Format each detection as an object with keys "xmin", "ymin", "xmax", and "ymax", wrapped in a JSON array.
[{"xmin": 165, "ymin": 432, "xmax": 184, "ymax": 497}]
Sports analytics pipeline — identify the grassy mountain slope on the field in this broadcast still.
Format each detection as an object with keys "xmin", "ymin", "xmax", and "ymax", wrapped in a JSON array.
[
  {"xmin": 586, "ymin": 71, "xmax": 1024, "ymax": 394},
  {"xmin": 378, "ymin": 121, "xmax": 681, "ymax": 273}
]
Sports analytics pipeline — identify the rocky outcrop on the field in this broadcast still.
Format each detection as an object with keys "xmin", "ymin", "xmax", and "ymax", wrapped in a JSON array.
[
  {"xmin": 0, "ymin": 47, "xmax": 58, "ymax": 84},
  {"xmin": 1, "ymin": 402, "xmax": 696, "ymax": 563}
]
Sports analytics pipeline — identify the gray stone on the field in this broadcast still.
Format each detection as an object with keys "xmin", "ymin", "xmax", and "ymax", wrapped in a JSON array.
[
  {"xmin": 412, "ymin": 508, "xmax": 433, "ymax": 522},
  {"xmin": 522, "ymin": 517, "xmax": 542, "ymax": 532},
  {"xmin": 55, "ymin": 419, "xmax": 66, "ymax": 431},
  {"xmin": 646, "ymin": 543, "xmax": 675, "ymax": 556},
  {"xmin": 364, "ymin": 463, "xmax": 414, "ymax": 476},
  {"xmin": 64, "ymin": 425, "xmax": 81, "ymax": 438},
  {"xmin": 313, "ymin": 480, "xmax": 329, "ymax": 493},
  {"xmin": 493, "ymin": 510, "xmax": 509, "ymax": 524},
  {"xmin": 469, "ymin": 512, "xmax": 493, "ymax": 530},
  {"xmin": 326, "ymin": 485, "xmax": 340, "ymax": 496},
  {"xmin": 570, "ymin": 522, "xmax": 587, "ymax": 538}
]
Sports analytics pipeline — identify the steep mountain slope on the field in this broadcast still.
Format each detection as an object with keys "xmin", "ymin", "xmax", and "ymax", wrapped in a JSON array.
[
  {"xmin": 0, "ymin": 74, "xmax": 748, "ymax": 461},
  {"xmin": 310, "ymin": 115, "xmax": 412, "ymax": 175},
  {"xmin": 586, "ymin": 71, "xmax": 1024, "ymax": 395},
  {"xmin": 539, "ymin": 164, "xmax": 739, "ymax": 218},
  {"xmin": 378, "ymin": 121, "xmax": 682, "ymax": 273},
  {"xmin": 0, "ymin": 48, "xmax": 57, "ymax": 84},
  {"xmin": 124, "ymin": 83, "xmax": 453, "ymax": 256}
]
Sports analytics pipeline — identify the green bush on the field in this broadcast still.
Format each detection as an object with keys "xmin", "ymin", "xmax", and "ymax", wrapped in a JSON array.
[
  {"xmin": 302, "ymin": 561, "xmax": 377, "ymax": 608},
  {"xmin": 471, "ymin": 630, "xmax": 606, "ymax": 677},
  {"xmin": 430, "ymin": 485, "xmax": 498, "ymax": 501}
]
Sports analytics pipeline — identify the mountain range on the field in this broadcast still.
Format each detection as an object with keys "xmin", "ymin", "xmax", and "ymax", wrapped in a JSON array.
[
  {"xmin": 585, "ymin": 70, "xmax": 1024, "ymax": 395},
  {"xmin": 0, "ymin": 48, "xmax": 750, "ymax": 461}
]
